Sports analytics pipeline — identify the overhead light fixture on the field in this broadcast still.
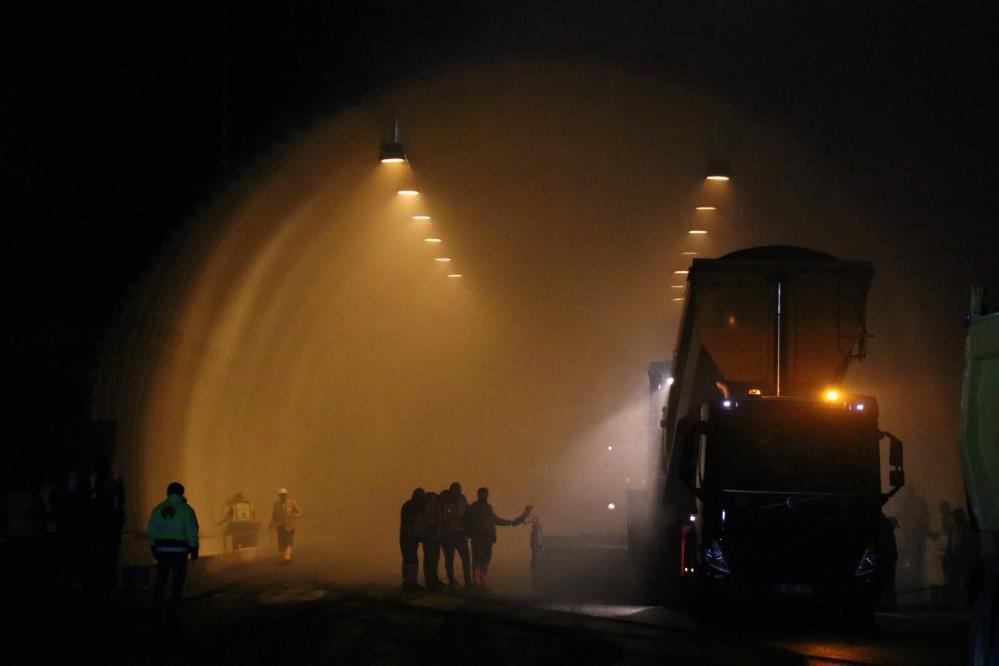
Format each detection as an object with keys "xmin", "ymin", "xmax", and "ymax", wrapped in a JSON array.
[
  {"xmin": 682, "ymin": 251, "xmax": 697, "ymax": 255},
  {"xmin": 688, "ymin": 230, "xmax": 708, "ymax": 234},
  {"xmin": 447, "ymin": 274, "xmax": 462, "ymax": 278},
  {"xmin": 674, "ymin": 270, "xmax": 688, "ymax": 274},
  {"xmin": 423, "ymin": 238, "xmax": 442, "ymax": 243},
  {"xmin": 670, "ymin": 285, "xmax": 685, "ymax": 289},
  {"xmin": 379, "ymin": 116, "xmax": 407, "ymax": 163},
  {"xmin": 435, "ymin": 257, "xmax": 451, "ymax": 262},
  {"xmin": 705, "ymin": 158, "xmax": 731, "ymax": 181},
  {"xmin": 696, "ymin": 206, "xmax": 716, "ymax": 211},
  {"xmin": 397, "ymin": 189, "xmax": 420, "ymax": 196},
  {"xmin": 673, "ymin": 297, "xmax": 684, "ymax": 302},
  {"xmin": 412, "ymin": 215, "xmax": 431, "ymax": 221},
  {"xmin": 379, "ymin": 144, "xmax": 406, "ymax": 164}
]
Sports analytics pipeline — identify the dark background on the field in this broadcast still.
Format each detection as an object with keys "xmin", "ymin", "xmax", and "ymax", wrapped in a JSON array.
[{"xmin": 3, "ymin": 2, "xmax": 997, "ymax": 465}]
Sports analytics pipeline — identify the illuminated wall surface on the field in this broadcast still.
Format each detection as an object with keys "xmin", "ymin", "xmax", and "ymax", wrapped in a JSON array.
[{"xmin": 93, "ymin": 60, "xmax": 967, "ymax": 579}]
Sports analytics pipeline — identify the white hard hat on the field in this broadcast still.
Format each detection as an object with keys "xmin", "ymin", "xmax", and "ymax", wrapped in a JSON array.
[{"xmin": 278, "ymin": 488, "xmax": 288, "ymax": 495}]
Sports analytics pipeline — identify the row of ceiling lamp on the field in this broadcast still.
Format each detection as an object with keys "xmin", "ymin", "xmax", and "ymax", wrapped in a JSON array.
[
  {"xmin": 673, "ymin": 159, "xmax": 732, "ymax": 303},
  {"xmin": 379, "ymin": 124, "xmax": 463, "ymax": 281}
]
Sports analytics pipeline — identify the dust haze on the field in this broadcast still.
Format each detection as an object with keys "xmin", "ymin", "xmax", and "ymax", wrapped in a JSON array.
[{"xmin": 94, "ymin": 58, "xmax": 990, "ymax": 589}]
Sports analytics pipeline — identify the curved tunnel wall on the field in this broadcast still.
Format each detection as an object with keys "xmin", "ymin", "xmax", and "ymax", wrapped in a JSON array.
[{"xmin": 94, "ymin": 59, "xmax": 965, "ymax": 581}]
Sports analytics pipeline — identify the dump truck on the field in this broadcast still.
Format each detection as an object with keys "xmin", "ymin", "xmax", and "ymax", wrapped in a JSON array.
[
  {"xmin": 959, "ymin": 285, "xmax": 998, "ymax": 666},
  {"xmin": 628, "ymin": 246, "xmax": 906, "ymax": 619}
]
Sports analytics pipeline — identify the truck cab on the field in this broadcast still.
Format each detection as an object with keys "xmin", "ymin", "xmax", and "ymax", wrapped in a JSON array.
[{"xmin": 678, "ymin": 395, "xmax": 901, "ymax": 613}]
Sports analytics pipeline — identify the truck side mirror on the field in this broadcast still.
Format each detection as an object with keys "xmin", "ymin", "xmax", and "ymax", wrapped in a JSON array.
[
  {"xmin": 889, "ymin": 470, "xmax": 905, "ymax": 488},
  {"xmin": 889, "ymin": 436, "xmax": 903, "ymax": 468}
]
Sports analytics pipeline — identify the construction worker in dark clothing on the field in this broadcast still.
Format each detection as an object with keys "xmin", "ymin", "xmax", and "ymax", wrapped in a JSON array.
[
  {"xmin": 944, "ymin": 507, "xmax": 981, "ymax": 607},
  {"xmin": 147, "ymin": 482, "xmax": 199, "ymax": 616},
  {"xmin": 463, "ymin": 487, "xmax": 531, "ymax": 588},
  {"xmin": 88, "ymin": 462, "xmax": 125, "ymax": 593},
  {"xmin": 422, "ymin": 491, "xmax": 444, "ymax": 590},
  {"xmin": 878, "ymin": 514, "xmax": 899, "ymax": 610},
  {"xmin": 399, "ymin": 488, "xmax": 426, "ymax": 591},
  {"xmin": 268, "ymin": 488, "xmax": 302, "ymax": 564},
  {"xmin": 440, "ymin": 482, "xmax": 472, "ymax": 590}
]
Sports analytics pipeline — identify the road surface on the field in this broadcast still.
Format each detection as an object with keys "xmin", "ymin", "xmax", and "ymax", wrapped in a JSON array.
[{"xmin": 13, "ymin": 560, "xmax": 967, "ymax": 665}]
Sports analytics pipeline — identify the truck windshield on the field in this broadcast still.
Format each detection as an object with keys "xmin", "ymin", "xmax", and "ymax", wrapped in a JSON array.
[{"xmin": 708, "ymin": 403, "xmax": 879, "ymax": 494}]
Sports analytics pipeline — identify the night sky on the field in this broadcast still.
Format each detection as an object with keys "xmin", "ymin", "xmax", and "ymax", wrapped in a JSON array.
[{"xmin": 3, "ymin": 2, "xmax": 998, "ymax": 463}]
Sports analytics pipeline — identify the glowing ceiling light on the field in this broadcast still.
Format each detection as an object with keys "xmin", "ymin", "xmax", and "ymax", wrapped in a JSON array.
[
  {"xmin": 682, "ymin": 251, "xmax": 698, "ymax": 255},
  {"xmin": 379, "ymin": 153, "xmax": 405, "ymax": 164},
  {"xmin": 397, "ymin": 189, "xmax": 420, "ymax": 196},
  {"xmin": 607, "ymin": 445, "xmax": 613, "ymax": 451},
  {"xmin": 674, "ymin": 270, "xmax": 688, "ymax": 274},
  {"xmin": 435, "ymin": 257, "xmax": 451, "ymax": 262},
  {"xmin": 696, "ymin": 206, "xmax": 716, "ymax": 211},
  {"xmin": 447, "ymin": 273, "xmax": 462, "ymax": 278},
  {"xmin": 672, "ymin": 297, "xmax": 684, "ymax": 302},
  {"xmin": 688, "ymin": 230, "xmax": 708, "ymax": 235},
  {"xmin": 423, "ymin": 238, "xmax": 442, "ymax": 243},
  {"xmin": 607, "ymin": 503, "xmax": 616, "ymax": 511},
  {"xmin": 670, "ymin": 285, "xmax": 685, "ymax": 289},
  {"xmin": 412, "ymin": 215, "xmax": 431, "ymax": 221},
  {"xmin": 705, "ymin": 158, "xmax": 732, "ymax": 181}
]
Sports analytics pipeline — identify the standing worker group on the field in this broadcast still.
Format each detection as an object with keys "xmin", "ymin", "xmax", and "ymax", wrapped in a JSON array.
[
  {"xmin": 399, "ymin": 482, "xmax": 530, "ymax": 592},
  {"xmin": 147, "ymin": 482, "xmax": 199, "ymax": 619},
  {"xmin": 269, "ymin": 488, "xmax": 302, "ymax": 564}
]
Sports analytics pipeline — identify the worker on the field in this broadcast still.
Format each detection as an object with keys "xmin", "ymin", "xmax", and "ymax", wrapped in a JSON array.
[
  {"xmin": 268, "ymin": 488, "xmax": 302, "ymax": 564},
  {"xmin": 217, "ymin": 492, "xmax": 259, "ymax": 550},
  {"xmin": 88, "ymin": 461, "xmax": 125, "ymax": 594},
  {"xmin": 944, "ymin": 507, "xmax": 981, "ymax": 607},
  {"xmin": 463, "ymin": 487, "xmax": 531, "ymax": 589},
  {"xmin": 879, "ymin": 514, "xmax": 899, "ymax": 610},
  {"xmin": 529, "ymin": 514, "xmax": 543, "ymax": 593},
  {"xmin": 422, "ymin": 490, "xmax": 444, "ymax": 590},
  {"xmin": 399, "ymin": 488, "xmax": 427, "ymax": 591},
  {"xmin": 147, "ymin": 482, "xmax": 199, "ymax": 616},
  {"xmin": 440, "ymin": 482, "xmax": 472, "ymax": 590}
]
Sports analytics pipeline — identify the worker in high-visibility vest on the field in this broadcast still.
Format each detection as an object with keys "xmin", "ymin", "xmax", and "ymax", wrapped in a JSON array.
[
  {"xmin": 217, "ymin": 492, "xmax": 259, "ymax": 550},
  {"xmin": 269, "ymin": 488, "xmax": 302, "ymax": 563},
  {"xmin": 147, "ymin": 482, "xmax": 199, "ymax": 615}
]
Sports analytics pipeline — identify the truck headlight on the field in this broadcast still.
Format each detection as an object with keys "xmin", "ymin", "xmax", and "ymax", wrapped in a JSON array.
[
  {"xmin": 854, "ymin": 548, "xmax": 877, "ymax": 577},
  {"xmin": 705, "ymin": 540, "xmax": 731, "ymax": 575}
]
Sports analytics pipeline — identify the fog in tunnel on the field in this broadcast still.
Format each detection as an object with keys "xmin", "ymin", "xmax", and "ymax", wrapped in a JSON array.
[{"xmin": 94, "ymin": 58, "xmax": 987, "ymax": 586}]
